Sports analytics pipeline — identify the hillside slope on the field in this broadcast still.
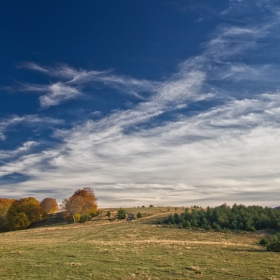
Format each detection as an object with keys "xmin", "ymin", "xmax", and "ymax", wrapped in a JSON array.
[{"xmin": 0, "ymin": 207, "xmax": 279, "ymax": 279}]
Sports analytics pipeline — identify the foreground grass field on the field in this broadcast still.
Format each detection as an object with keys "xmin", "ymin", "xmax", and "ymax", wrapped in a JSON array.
[{"xmin": 0, "ymin": 207, "xmax": 280, "ymax": 279}]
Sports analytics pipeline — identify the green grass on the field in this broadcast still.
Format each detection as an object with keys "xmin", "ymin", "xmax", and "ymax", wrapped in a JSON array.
[{"xmin": 0, "ymin": 207, "xmax": 280, "ymax": 279}]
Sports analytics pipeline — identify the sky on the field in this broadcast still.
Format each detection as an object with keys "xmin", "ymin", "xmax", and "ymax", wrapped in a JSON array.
[{"xmin": 0, "ymin": 0, "xmax": 280, "ymax": 207}]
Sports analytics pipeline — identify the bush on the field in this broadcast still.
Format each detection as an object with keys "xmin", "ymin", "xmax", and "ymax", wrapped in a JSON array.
[
  {"xmin": 74, "ymin": 213, "xmax": 80, "ymax": 222},
  {"xmin": 259, "ymin": 237, "xmax": 268, "ymax": 246},
  {"xmin": 96, "ymin": 209, "xmax": 103, "ymax": 216},
  {"xmin": 90, "ymin": 209, "xmax": 102, "ymax": 218},
  {"xmin": 117, "ymin": 208, "xmax": 126, "ymax": 219},
  {"xmin": 266, "ymin": 232, "xmax": 280, "ymax": 252},
  {"xmin": 79, "ymin": 214, "xmax": 89, "ymax": 223},
  {"xmin": 137, "ymin": 212, "xmax": 142, "ymax": 219}
]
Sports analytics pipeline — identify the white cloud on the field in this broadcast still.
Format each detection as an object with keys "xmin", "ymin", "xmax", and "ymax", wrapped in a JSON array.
[
  {"xmin": 39, "ymin": 83, "xmax": 82, "ymax": 108},
  {"xmin": 17, "ymin": 62, "xmax": 83, "ymax": 79},
  {"xmin": 0, "ymin": 141, "xmax": 39, "ymax": 160},
  {"xmin": 2, "ymin": 0, "xmax": 280, "ymax": 207},
  {"xmin": 2, "ymin": 85, "xmax": 280, "ymax": 207},
  {"xmin": 18, "ymin": 63, "xmax": 158, "ymax": 108},
  {"xmin": 0, "ymin": 115, "xmax": 63, "ymax": 141}
]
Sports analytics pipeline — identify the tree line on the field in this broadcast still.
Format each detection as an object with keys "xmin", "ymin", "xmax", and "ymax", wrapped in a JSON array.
[
  {"xmin": 163, "ymin": 203, "xmax": 280, "ymax": 232},
  {"xmin": 0, "ymin": 187, "xmax": 98, "ymax": 231}
]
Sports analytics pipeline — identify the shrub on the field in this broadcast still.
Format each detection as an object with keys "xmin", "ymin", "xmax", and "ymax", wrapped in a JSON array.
[
  {"xmin": 185, "ymin": 221, "xmax": 191, "ymax": 229},
  {"xmin": 246, "ymin": 225, "xmax": 256, "ymax": 232},
  {"xmin": 266, "ymin": 232, "xmax": 280, "ymax": 252},
  {"xmin": 90, "ymin": 212, "xmax": 97, "ymax": 218},
  {"xmin": 96, "ymin": 209, "xmax": 103, "ymax": 215},
  {"xmin": 259, "ymin": 237, "xmax": 268, "ymax": 246},
  {"xmin": 74, "ymin": 213, "xmax": 81, "ymax": 222},
  {"xmin": 79, "ymin": 214, "xmax": 89, "ymax": 223},
  {"xmin": 117, "ymin": 208, "xmax": 126, "ymax": 219},
  {"xmin": 137, "ymin": 212, "xmax": 142, "ymax": 218}
]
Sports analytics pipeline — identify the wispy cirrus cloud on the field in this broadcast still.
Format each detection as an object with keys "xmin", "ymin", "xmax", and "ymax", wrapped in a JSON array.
[
  {"xmin": 18, "ymin": 81, "xmax": 83, "ymax": 108},
  {"xmin": 18, "ymin": 62, "xmax": 158, "ymax": 108},
  {"xmin": 2, "ymin": 91, "xmax": 280, "ymax": 205},
  {"xmin": 17, "ymin": 62, "xmax": 86, "ymax": 79},
  {"xmin": 1, "ymin": 0, "xmax": 280, "ymax": 206},
  {"xmin": 39, "ymin": 83, "xmax": 82, "ymax": 108},
  {"xmin": 0, "ymin": 141, "xmax": 39, "ymax": 160},
  {"xmin": 0, "ymin": 115, "xmax": 63, "ymax": 140}
]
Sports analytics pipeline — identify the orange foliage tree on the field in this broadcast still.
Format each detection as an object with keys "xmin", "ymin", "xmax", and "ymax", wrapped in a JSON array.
[
  {"xmin": 40, "ymin": 198, "xmax": 59, "ymax": 217},
  {"xmin": 6, "ymin": 197, "xmax": 42, "ymax": 230},
  {"xmin": 0, "ymin": 198, "xmax": 15, "ymax": 231},
  {"xmin": 61, "ymin": 187, "xmax": 98, "ymax": 222}
]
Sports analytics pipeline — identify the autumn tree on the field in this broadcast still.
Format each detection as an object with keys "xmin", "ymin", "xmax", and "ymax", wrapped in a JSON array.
[
  {"xmin": 6, "ymin": 197, "xmax": 42, "ymax": 230},
  {"xmin": 40, "ymin": 198, "xmax": 58, "ymax": 218},
  {"xmin": 61, "ymin": 187, "xmax": 98, "ymax": 222},
  {"xmin": 0, "ymin": 198, "xmax": 15, "ymax": 231}
]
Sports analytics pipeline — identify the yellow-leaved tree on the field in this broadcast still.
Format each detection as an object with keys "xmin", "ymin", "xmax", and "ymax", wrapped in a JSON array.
[
  {"xmin": 6, "ymin": 197, "xmax": 42, "ymax": 230},
  {"xmin": 61, "ymin": 187, "xmax": 97, "ymax": 222},
  {"xmin": 40, "ymin": 198, "xmax": 59, "ymax": 219},
  {"xmin": 0, "ymin": 198, "xmax": 15, "ymax": 231}
]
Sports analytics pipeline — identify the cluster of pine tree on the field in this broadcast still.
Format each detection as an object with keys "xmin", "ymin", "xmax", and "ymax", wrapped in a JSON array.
[{"xmin": 163, "ymin": 204, "xmax": 280, "ymax": 232}]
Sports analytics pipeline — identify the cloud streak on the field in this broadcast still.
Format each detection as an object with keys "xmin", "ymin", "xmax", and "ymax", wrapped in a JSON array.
[
  {"xmin": 1, "ymin": 0, "xmax": 280, "ymax": 206},
  {"xmin": 18, "ymin": 63, "xmax": 158, "ymax": 108},
  {"xmin": 0, "ymin": 115, "xmax": 63, "ymax": 141}
]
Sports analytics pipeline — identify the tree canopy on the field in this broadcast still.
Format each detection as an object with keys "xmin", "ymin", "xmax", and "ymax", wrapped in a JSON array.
[
  {"xmin": 6, "ymin": 197, "xmax": 42, "ymax": 230},
  {"xmin": 0, "ymin": 188, "xmax": 98, "ymax": 230},
  {"xmin": 61, "ymin": 187, "xmax": 98, "ymax": 222},
  {"xmin": 40, "ymin": 198, "xmax": 59, "ymax": 215},
  {"xmin": 163, "ymin": 204, "xmax": 280, "ymax": 232},
  {"xmin": 0, "ymin": 198, "xmax": 15, "ymax": 230}
]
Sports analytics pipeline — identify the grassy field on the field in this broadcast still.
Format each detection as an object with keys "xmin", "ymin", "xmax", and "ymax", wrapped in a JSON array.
[{"xmin": 0, "ymin": 207, "xmax": 280, "ymax": 280}]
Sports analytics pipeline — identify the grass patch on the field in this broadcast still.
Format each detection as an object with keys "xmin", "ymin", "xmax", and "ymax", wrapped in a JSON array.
[{"xmin": 0, "ymin": 207, "xmax": 279, "ymax": 279}]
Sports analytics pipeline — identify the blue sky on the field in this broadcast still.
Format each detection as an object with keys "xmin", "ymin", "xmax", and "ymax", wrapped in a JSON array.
[{"xmin": 1, "ymin": 0, "xmax": 280, "ymax": 207}]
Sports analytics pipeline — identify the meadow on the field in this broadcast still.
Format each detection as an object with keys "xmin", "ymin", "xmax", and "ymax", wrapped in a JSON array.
[{"xmin": 0, "ymin": 207, "xmax": 279, "ymax": 280}]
